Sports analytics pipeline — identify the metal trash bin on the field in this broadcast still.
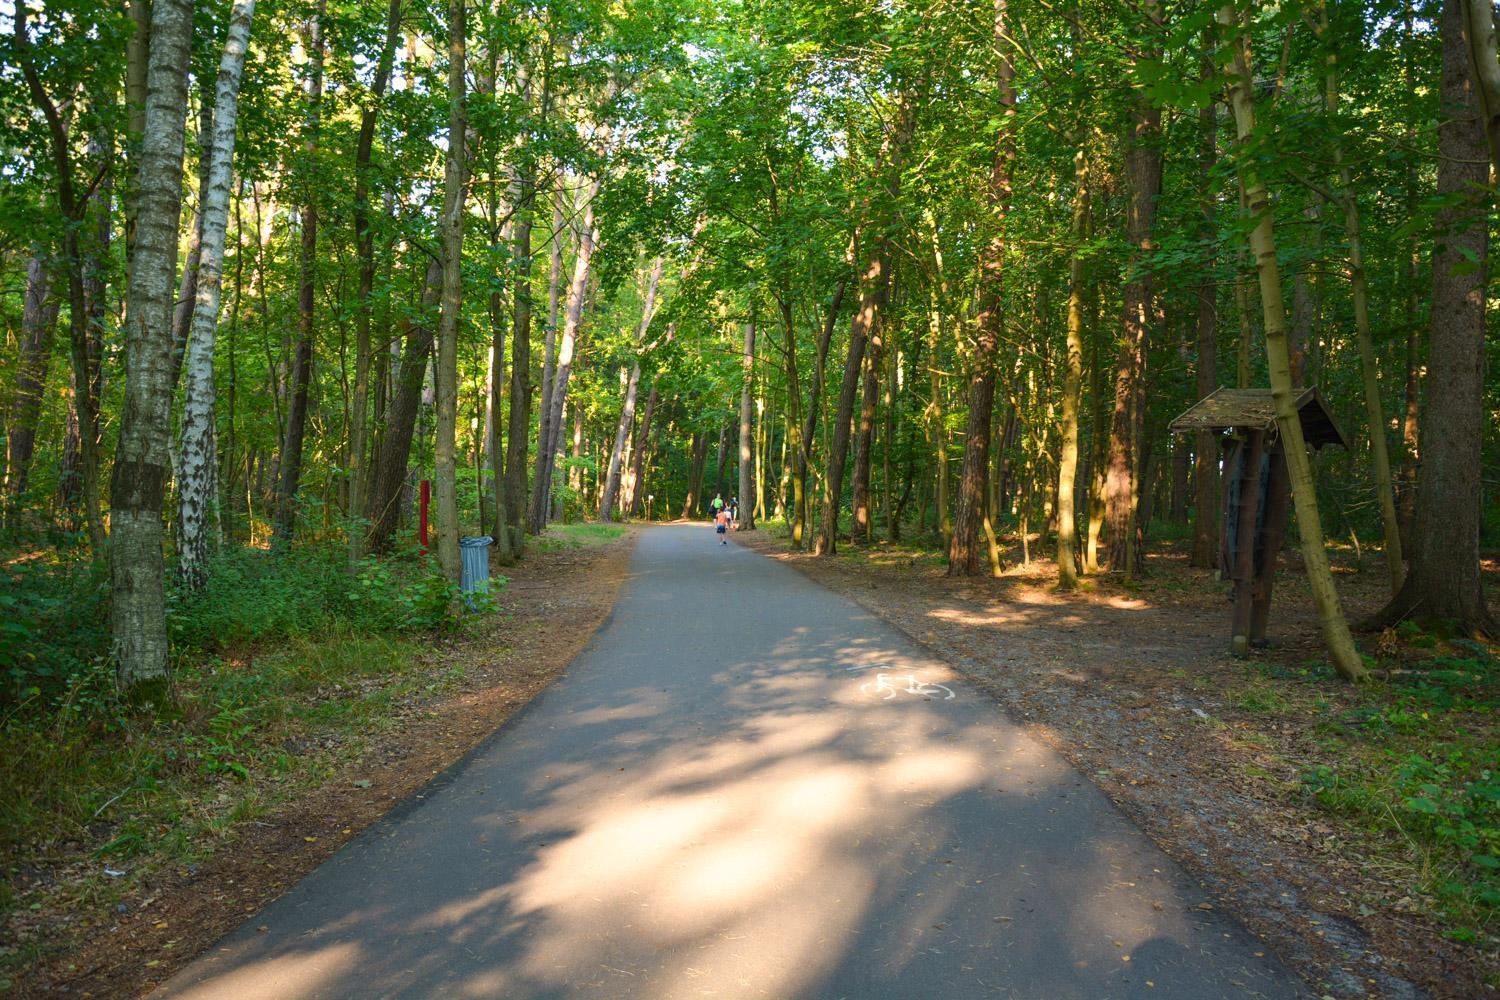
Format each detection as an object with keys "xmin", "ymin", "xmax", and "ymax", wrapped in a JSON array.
[{"xmin": 459, "ymin": 535, "xmax": 493, "ymax": 608}]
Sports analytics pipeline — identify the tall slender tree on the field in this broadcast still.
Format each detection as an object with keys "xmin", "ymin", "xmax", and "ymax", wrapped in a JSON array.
[
  {"xmin": 177, "ymin": 0, "xmax": 258, "ymax": 591},
  {"xmin": 1367, "ymin": 0, "xmax": 1494, "ymax": 636},
  {"xmin": 434, "ymin": 0, "xmax": 468, "ymax": 582},
  {"xmin": 950, "ymin": 0, "xmax": 1016, "ymax": 577},
  {"xmin": 111, "ymin": 0, "xmax": 195, "ymax": 693}
]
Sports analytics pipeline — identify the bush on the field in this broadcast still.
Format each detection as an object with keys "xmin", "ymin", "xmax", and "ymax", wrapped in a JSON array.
[
  {"xmin": 168, "ymin": 542, "xmax": 463, "ymax": 651},
  {"xmin": 1, "ymin": 556, "xmax": 110, "ymax": 708},
  {"xmin": 2, "ymin": 541, "xmax": 476, "ymax": 713}
]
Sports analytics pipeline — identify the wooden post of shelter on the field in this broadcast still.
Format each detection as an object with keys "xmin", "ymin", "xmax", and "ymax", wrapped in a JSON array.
[
  {"xmin": 1169, "ymin": 387, "xmax": 1347, "ymax": 656},
  {"xmin": 1228, "ymin": 429, "xmax": 1264, "ymax": 655}
]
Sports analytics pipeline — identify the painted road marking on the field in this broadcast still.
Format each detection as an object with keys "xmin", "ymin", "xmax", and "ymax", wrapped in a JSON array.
[{"xmin": 858, "ymin": 672, "xmax": 956, "ymax": 702}]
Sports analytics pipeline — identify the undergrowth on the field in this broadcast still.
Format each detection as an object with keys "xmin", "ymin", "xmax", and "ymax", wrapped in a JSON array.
[
  {"xmin": 0, "ymin": 539, "xmax": 495, "ymax": 982},
  {"xmin": 1253, "ymin": 635, "xmax": 1500, "ymax": 944}
]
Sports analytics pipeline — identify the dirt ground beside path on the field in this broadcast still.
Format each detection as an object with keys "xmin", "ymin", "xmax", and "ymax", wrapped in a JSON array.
[
  {"xmin": 737, "ymin": 529, "xmax": 1496, "ymax": 1000},
  {"xmin": 17, "ymin": 529, "xmax": 637, "ymax": 1000}
]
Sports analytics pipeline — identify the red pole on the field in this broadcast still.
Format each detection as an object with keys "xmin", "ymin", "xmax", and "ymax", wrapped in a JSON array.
[{"xmin": 419, "ymin": 479, "xmax": 431, "ymax": 554}]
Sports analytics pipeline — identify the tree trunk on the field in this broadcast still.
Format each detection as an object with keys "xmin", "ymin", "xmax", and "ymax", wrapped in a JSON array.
[
  {"xmin": 177, "ymin": 0, "xmax": 256, "ymax": 592},
  {"xmin": 348, "ymin": 0, "xmax": 402, "ymax": 562},
  {"xmin": 602, "ymin": 259, "xmax": 663, "ymax": 519},
  {"xmin": 924, "ymin": 214, "xmax": 952, "ymax": 548},
  {"xmin": 500, "ymin": 144, "xmax": 539, "ymax": 559},
  {"xmin": 683, "ymin": 431, "xmax": 707, "ymax": 517},
  {"xmin": 950, "ymin": 0, "xmax": 1015, "ymax": 576},
  {"xmin": 432, "ymin": 0, "xmax": 467, "ymax": 581},
  {"xmin": 273, "ymin": 2, "xmax": 325, "ymax": 549},
  {"xmin": 1104, "ymin": 0, "xmax": 1163, "ymax": 580},
  {"xmin": 111, "ymin": 0, "xmax": 194, "ymax": 694},
  {"xmin": 367, "ymin": 261, "xmax": 443, "ymax": 550},
  {"xmin": 1311, "ymin": 1, "xmax": 1405, "ymax": 594},
  {"xmin": 4, "ymin": 256, "xmax": 59, "ymax": 502},
  {"xmin": 1190, "ymin": 88, "xmax": 1220, "ymax": 569},
  {"xmin": 13, "ymin": 6, "xmax": 107, "ymax": 554},
  {"xmin": 1367, "ymin": 0, "xmax": 1494, "ymax": 636},
  {"xmin": 815, "ymin": 252, "xmax": 881, "ymax": 556},
  {"xmin": 737, "ymin": 318, "xmax": 757, "ymax": 530},
  {"xmin": 1462, "ymin": 0, "xmax": 1500, "ymax": 167},
  {"xmin": 169, "ymin": 101, "xmax": 211, "ymax": 388},
  {"xmin": 629, "ymin": 384, "xmax": 658, "ymax": 517},
  {"xmin": 850, "ymin": 290, "xmax": 884, "ymax": 545},
  {"xmin": 1219, "ymin": 3, "xmax": 1367, "ymax": 680},
  {"xmin": 124, "ymin": 0, "xmax": 150, "ymax": 265},
  {"xmin": 534, "ymin": 194, "xmax": 566, "ymax": 520},
  {"xmin": 791, "ymin": 276, "xmax": 845, "ymax": 548},
  {"xmin": 531, "ymin": 176, "xmax": 601, "ymax": 531},
  {"xmin": 776, "ymin": 293, "xmax": 805, "ymax": 543},
  {"xmin": 1056, "ymin": 144, "xmax": 1090, "ymax": 590},
  {"xmin": 713, "ymin": 423, "xmax": 730, "ymax": 502}
]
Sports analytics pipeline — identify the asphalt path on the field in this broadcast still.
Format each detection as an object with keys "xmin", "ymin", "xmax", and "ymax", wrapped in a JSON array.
[{"xmin": 156, "ymin": 524, "xmax": 1309, "ymax": 999}]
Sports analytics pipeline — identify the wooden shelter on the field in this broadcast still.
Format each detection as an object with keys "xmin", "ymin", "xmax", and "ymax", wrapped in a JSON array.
[{"xmin": 1169, "ymin": 387, "xmax": 1348, "ymax": 656}]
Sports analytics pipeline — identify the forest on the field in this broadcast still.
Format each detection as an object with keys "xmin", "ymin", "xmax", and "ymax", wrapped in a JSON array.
[{"xmin": 1, "ymin": 0, "xmax": 1498, "ymax": 993}]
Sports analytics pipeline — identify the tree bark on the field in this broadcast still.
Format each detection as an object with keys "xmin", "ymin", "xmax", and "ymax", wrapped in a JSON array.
[
  {"xmin": 4, "ymin": 256, "xmax": 59, "ymax": 502},
  {"xmin": 791, "ymin": 275, "xmax": 845, "ymax": 547},
  {"xmin": 531, "ymin": 176, "xmax": 601, "ymax": 531},
  {"xmin": 1104, "ymin": 0, "xmax": 1163, "ymax": 580},
  {"xmin": 504, "ymin": 156, "xmax": 540, "ymax": 560},
  {"xmin": 629, "ymin": 383, "xmax": 658, "ymax": 517},
  {"xmin": 170, "ymin": 102, "xmax": 213, "ymax": 389},
  {"xmin": 367, "ymin": 261, "xmax": 443, "ymax": 550},
  {"xmin": 683, "ymin": 431, "xmax": 707, "ymax": 517},
  {"xmin": 713, "ymin": 423, "xmax": 730, "ymax": 502},
  {"xmin": 950, "ymin": 0, "xmax": 1016, "ymax": 576},
  {"xmin": 850, "ymin": 289, "xmax": 884, "ymax": 545},
  {"xmin": 1056, "ymin": 144, "xmax": 1090, "ymax": 590},
  {"xmin": 111, "ymin": 0, "xmax": 195, "ymax": 693},
  {"xmin": 1219, "ymin": 3, "xmax": 1367, "ymax": 680},
  {"xmin": 923, "ymin": 213, "xmax": 952, "ymax": 548},
  {"xmin": 273, "ymin": 2, "xmax": 325, "ymax": 549},
  {"xmin": 736, "ymin": 317, "xmax": 757, "ymax": 530},
  {"xmin": 13, "ymin": 6, "xmax": 107, "ymax": 554},
  {"xmin": 1309, "ymin": 1, "xmax": 1405, "ymax": 594},
  {"xmin": 1190, "ymin": 88, "xmax": 1220, "ymax": 569},
  {"xmin": 433, "ymin": 0, "xmax": 467, "ymax": 581},
  {"xmin": 815, "ymin": 251, "xmax": 881, "ymax": 556},
  {"xmin": 177, "ymin": 0, "xmax": 256, "ymax": 591},
  {"xmin": 534, "ymin": 193, "xmax": 566, "ymax": 518},
  {"xmin": 1367, "ymin": 0, "xmax": 1494, "ymax": 636},
  {"xmin": 348, "ymin": 0, "xmax": 402, "ymax": 561},
  {"xmin": 601, "ymin": 259, "xmax": 663, "ymax": 520},
  {"xmin": 1462, "ymin": 0, "xmax": 1500, "ymax": 167}
]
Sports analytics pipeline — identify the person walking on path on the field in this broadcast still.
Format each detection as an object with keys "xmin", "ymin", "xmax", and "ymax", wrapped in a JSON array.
[
  {"xmin": 710, "ymin": 493, "xmax": 725, "ymax": 520},
  {"xmin": 714, "ymin": 506, "xmax": 731, "ymax": 544}
]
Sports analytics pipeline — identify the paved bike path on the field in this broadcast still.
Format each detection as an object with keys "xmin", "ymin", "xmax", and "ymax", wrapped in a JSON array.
[{"xmin": 157, "ymin": 525, "xmax": 1308, "ymax": 999}]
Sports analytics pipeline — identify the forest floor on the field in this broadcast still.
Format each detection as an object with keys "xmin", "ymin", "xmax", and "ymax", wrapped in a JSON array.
[
  {"xmin": 3, "ymin": 525, "xmax": 638, "ymax": 999},
  {"xmin": 738, "ymin": 524, "xmax": 1499, "ymax": 1000}
]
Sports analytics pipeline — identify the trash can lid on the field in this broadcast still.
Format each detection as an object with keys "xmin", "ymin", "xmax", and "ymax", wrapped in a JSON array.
[{"xmin": 460, "ymin": 535, "xmax": 494, "ymax": 547}]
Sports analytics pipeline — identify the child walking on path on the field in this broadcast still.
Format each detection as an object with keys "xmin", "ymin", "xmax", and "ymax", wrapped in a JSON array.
[{"xmin": 714, "ymin": 507, "xmax": 731, "ymax": 545}]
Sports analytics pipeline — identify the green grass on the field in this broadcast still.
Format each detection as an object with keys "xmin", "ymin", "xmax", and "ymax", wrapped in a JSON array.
[
  {"xmin": 1241, "ymin": 645, "xmax": 1500, "ymax": 942},
  {"xmin": 534, "ymin": 522, "xmax": 627, "ymax": 551}
]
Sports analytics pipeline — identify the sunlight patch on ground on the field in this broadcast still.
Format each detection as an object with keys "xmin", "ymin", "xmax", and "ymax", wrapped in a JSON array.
[{"xmin": 168, "ymin": 942, "xmax": 361, "ymax": 1000}]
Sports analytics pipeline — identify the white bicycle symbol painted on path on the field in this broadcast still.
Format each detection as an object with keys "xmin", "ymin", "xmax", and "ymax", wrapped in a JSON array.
[{"xmin": 858, "ymin": 671, "xmax": 956, "ymax": 702}]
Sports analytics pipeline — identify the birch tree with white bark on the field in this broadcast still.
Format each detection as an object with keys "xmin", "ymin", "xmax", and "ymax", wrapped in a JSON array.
[{"xmin": 177, "ymin": 0, "xmax": 258, "ymax": 592}]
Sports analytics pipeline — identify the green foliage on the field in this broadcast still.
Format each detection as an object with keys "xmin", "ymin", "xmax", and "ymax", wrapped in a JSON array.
[
  {"xmin": 1288, "ymin": 646, "xmax": 1500, "ymax": 938},
  {"xmin": 169, "ymin": 543, "xmax": 464, "ymax": 653},
  {"xmin": 1, "ymin": 541, "xmax": 476, "ymax": 714},
  {"xmin": 0, "ymin": 556, "xmax": 111, "ymax": 710}
]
